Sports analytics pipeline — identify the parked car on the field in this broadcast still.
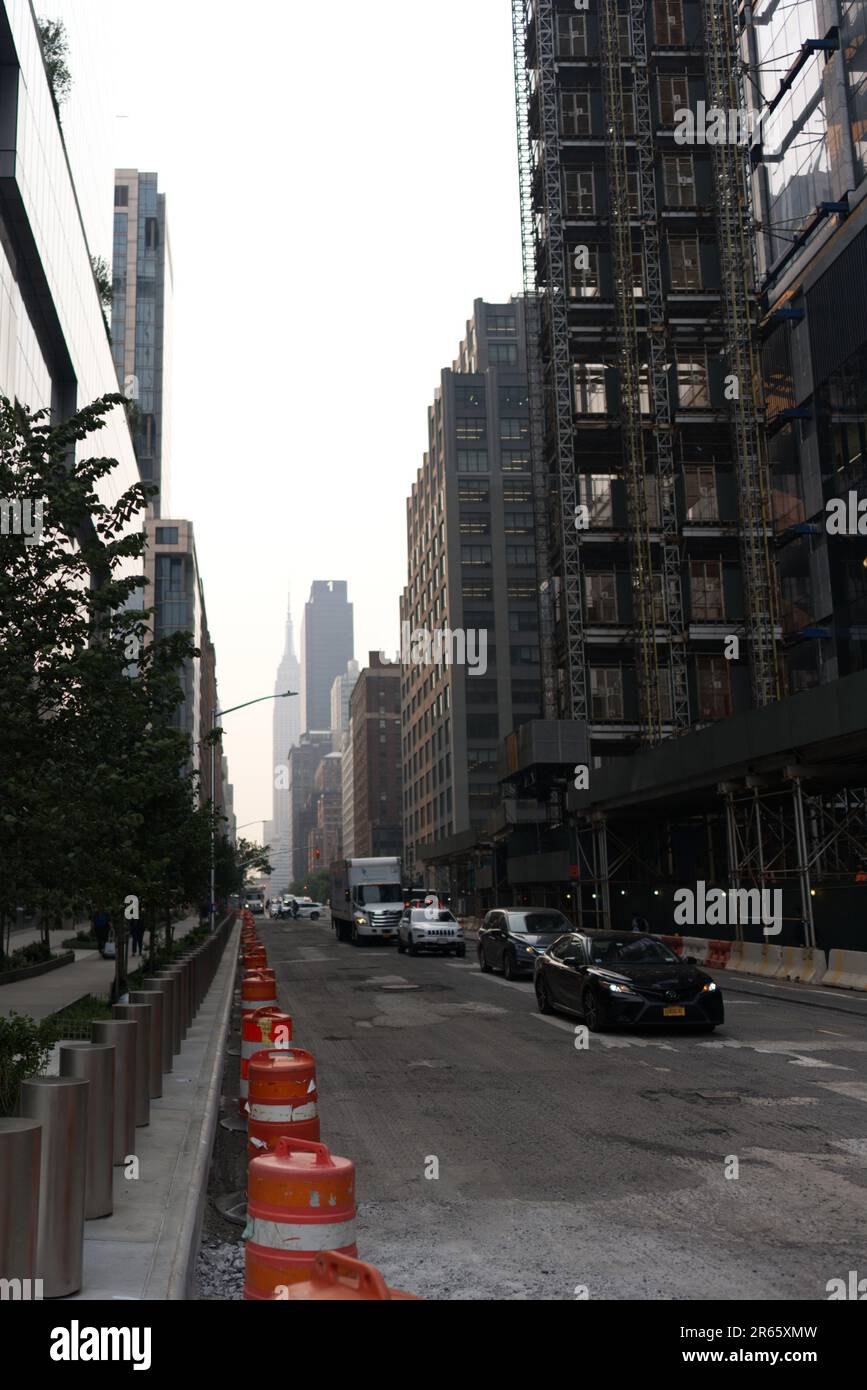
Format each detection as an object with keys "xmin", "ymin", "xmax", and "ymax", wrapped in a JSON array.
[
  {"xmin": 477, "ymin": 907, "xmax": 573, "ymax": 980},
  {"xmin": 533, "ymin": 930, "xmax": 725, "ymax": 1032},
  {"xmin": 398, "ymin": 907, "xmax": 465, "ymax": 957}
]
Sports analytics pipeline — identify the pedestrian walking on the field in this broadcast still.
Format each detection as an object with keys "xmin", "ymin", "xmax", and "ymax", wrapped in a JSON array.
[
  {"xmin": 92, "ymin": 908, "xmax": 111, "ymax": 957},
  {"xmin": 129, "ymin": 917, "xmax": 145, "ymax": 957}
]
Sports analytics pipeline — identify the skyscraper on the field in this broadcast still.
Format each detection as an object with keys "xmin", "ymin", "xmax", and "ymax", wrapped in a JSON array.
[
  {"xmin": 270, "ymin": 592, "xmax": 301, "ymax": 892},
  {"xmin": 351, "ymin": 654, "xmax": 403, "ymax": 860},
  {"xmin": 111, "ymin": 169, "xmax": 173, "ymax": 517},
  {"xmin": 299, "ymin": 582, "xmax": 354, "ymax": 735},
  {"xmin": 400, "ymin": 299, "xmax": 541, "ymax": 881}
]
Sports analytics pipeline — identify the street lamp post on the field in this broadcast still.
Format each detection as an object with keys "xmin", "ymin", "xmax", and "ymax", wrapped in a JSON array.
[{"xmin": 210, "ymin": 690, "xmax": 296, "ymax": 933}]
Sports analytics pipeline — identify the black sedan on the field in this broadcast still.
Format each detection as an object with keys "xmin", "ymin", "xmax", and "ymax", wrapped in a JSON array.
[
  {"xmin": 533, "ymin": 931, "xmax": 724, "ymax": 1032},
  {"xmin": 477, "ymin": 907, "xmax": 574, "ymax": 979}
]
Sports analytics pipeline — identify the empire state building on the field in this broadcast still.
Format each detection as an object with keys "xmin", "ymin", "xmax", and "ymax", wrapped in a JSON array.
[{"xmin": 270, "ymin": 591, "xmax": 301, "ymax": 891}]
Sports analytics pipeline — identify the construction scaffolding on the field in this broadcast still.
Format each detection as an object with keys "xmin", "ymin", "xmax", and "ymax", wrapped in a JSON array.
[{"xmin": 703, "ymin": 0, "xmax": 783, "ymax": 707}]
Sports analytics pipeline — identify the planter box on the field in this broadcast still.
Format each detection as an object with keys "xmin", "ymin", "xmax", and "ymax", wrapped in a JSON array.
[{"xmin": 0, "ymin": 950, "xmax": 75, "ymax": 987}]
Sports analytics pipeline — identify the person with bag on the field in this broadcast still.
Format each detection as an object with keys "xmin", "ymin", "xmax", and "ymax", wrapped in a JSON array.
[{"xmin": 92, "ymin": 908, "xmax": 111, "ymax": 957}]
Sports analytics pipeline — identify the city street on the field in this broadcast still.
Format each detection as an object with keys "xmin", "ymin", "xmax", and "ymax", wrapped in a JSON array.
[{"xmin": 265, "ymin": 917, "xmax": 867, "ymax": 1302}]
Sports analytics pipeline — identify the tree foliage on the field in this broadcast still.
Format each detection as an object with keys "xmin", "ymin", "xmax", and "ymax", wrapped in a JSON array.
[{"xmin": 37, "ymin": 17, "xmax": 72, "ymax": 115}]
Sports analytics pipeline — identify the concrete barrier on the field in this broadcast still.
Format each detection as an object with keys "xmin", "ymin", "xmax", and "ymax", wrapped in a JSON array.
[
  {"xmin": 824, "ymin": 949, "xmax": 867, "ymax": 992},
  {"xmin": 706, "ymin": 939, "xmax": 733, "ymax": 969},
  {"xmin": 778, "ymin": 946, "xmax": 827, "ymax": 985},
  {"xmin": 681, "ymin": 937, "xmax": 710, "ymax": 964}
]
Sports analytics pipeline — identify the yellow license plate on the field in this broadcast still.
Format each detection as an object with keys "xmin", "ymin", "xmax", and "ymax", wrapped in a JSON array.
[{"xmin": 663, "ymin": 1006, "xmax": 686, "ymax": 1017}]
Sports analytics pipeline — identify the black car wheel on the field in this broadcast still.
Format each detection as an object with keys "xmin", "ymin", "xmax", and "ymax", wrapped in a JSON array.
[
  {"xmin": 535, "ymin": 973, "xmax": 553, "ymax": 1015},
  {"xmin": 478, "ymin": 943, "xmax": 492, "ymax": 973},
  {"xmin": 310, "ymin": 912, "xmax": 320, "ymax": 921},
  {"xmin": 583, "ymin": 987, "xmax": 609, "ymax": 1033},
  {"xmin": 503, "ymin": 952, "xmax": 516, "ymax": 981},
  {"xmin": 351, "ymin": 923, "xmax": 359, "ymax": 946}
]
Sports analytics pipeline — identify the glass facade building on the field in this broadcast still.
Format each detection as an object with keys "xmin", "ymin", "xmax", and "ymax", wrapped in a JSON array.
[
  {"xmin": 0, "ymin": 1, "xmax": 139, "ymax": 505},
  {"xmin": 112, "ymin": 169, "xmax": 173, "ymax": 516}
]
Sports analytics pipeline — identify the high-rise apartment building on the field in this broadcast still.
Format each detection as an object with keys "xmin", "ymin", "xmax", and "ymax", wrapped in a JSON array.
[
  {"xmin": 111, "ymin": 170, "xmax": 172, "ymax": 516},
  {"xmin": 330, "ymin": 659, "xmax": 360, "ymax": 753},
  {"xmin": 0, "ymin": 5, "xmax": 138, "ymax": 497},
  {"xmin": 350, "ymin": 654, "xmax": 403, "ymax": 860},
  {"xmin": 270, "ymin": 593, "xmax": 302, "ymax": 891},
  {"xmin": 286, "ymin": 733, "xmax": 332, "ymax": 886},
  {"xmin": 299, "ymin": 582, "xmax": 354, "ymax": 735},
  {"xmin": 400, "ymin": 299, "xmax": 541, "ymax": 880},
  {"xmin": 307, "ymin": 752, "xmax": 343, "ymax": 870}
]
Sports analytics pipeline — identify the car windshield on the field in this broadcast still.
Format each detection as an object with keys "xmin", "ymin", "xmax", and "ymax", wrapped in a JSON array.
[
  {"xmin": 510, "ymin": 911, "xmax": 570, "ymax": 935},
  {"xmin": 411, "ymin": 910, "xmax": 456, "ymax": 923},
  {"xmin": 357, "ymin": 884, "xmax": 402, "ymax": 904},
  {"xmin": 587, "ymin": 936, "xmax": 680, "ymax": 966}
]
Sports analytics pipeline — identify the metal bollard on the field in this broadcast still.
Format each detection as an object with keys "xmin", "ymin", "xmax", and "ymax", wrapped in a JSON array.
[
  {"xmin": 141, "ymin": 976, "xmax": 173, "ymax": 1074},
  {"xmin": 19, "ymin": 1078, "xmax": 88, "ymax": 1298},
  {"xmin": 154, "ymin": 969, "xmax": 181, "ymax": 1057},
  {"xmin": 0, "ymin": 1119, "xmax": 41, "ymax": 1290},
  {"xmin": 59, "ymin": 1043, "xmax": 115, "ymax": 1219},
  {"xmin": 92, "ymin": 1019, "xmax": 137, "ymax": 1164},
  {"xmin": 130, "ymin": 990, "xmax": 163, "ymax": 1098},
  {"xmin": 113, "ymin": 1004, "xmax": 151, "ymax": 1127}
]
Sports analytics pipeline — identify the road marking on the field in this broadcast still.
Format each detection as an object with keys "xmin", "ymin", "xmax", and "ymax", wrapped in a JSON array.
[
  {"xmin": 815, "ymin": 1081, "xmax": 867, "ymax": 1105},
  {"xmin": 818, "ymin": 1029, "xmax": 846, "ymax": 1036}
]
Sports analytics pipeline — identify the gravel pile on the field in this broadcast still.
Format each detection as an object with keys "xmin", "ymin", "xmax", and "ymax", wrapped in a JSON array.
[{"xmin": 196, "ymin": 1238, "xmax": 245, "ymax": 1300}]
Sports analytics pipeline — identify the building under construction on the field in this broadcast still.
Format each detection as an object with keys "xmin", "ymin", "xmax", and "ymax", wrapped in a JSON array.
[{"xmin": 423, "ymin": 1, "xmax": 867, "ymax": 952}]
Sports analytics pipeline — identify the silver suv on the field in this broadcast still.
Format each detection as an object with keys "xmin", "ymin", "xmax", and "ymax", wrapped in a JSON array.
[{"xmin": 398, "ymin": 907, "xmax": 465, "ymax": 958}]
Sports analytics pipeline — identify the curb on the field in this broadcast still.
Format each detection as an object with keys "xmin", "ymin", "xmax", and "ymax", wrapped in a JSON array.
[
  {"xmin": 0, "ymin": 949, "xmax": 75, "ymax": 986},
  {"xmin": 142, "ymin": 915, "xmax": 240, "ymax": 1300}
]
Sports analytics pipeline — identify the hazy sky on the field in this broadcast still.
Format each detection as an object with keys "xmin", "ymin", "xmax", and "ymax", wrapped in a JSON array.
[{"xmin": 53, "ymin": 0, "xmax": 523, "ymax": 836}]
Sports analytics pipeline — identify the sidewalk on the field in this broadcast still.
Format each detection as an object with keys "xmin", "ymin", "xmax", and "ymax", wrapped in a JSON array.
[{"xmin": 0, "ymin": 916, "xmax": 202, "ymax": 1021}]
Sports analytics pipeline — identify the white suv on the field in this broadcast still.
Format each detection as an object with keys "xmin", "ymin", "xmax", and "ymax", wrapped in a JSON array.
[{"xmin": 398, "ymin": 907, "xmax": 465, "ymax": 958}]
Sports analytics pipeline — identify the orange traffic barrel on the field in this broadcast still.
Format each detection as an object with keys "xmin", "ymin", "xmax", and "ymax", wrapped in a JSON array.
[
  {"xmin": 245, "ymin": 1138, "xmax": 356, "ymax": 1299},
  {"xmin": 273, "ymin": 1251, "xmax": 423, "ymax": 1301},
  {"xmin": 241, "ymin": 972, "xmax": 277, "ymax": 1018},
  {"xmin": 247, "ymin": 1048, "xmax": 319, "ymax": 1158},
  {"xmin": 240, "ymin": 1008, "xmax": 293, "ymax": 1114}
]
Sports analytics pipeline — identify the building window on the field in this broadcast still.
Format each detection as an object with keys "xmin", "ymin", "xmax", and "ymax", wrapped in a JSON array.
[
  {"xmin": 561, "ymin": 90, "xmax": 591, "ymax": 138},
  {"xmin": 461, "ymin": 546, "xmax": 492, "ymax": 566},
  {"xmin": 663, "ymin": 155, "xmax": 696, "ymax": 207},
  {"xmin": 499, "ymin": 384, "xmax": 529, "ymax": 411},
  {"xmin": 115, "ymin": 185, "xmax": 129, "ymax": 207},
  {"xmin": 590, "ymin": 667, "xmax": 624, "ymax": 721},
  {"xmin": 511, "ymin": 646, "xmax": 539, "ymax": 665},
  {"xmin": 626, "ymin": 169, "xmax": 641, "ymax": 215},
  {"xmin": 502, "ymin": 451, "xmax": 531, "ymax": 471},
  {"xmin": 145, "ymin": 216, "xmax": 160, "ymax": 251},
  {"xmin": 690, "ymin": 562, "xmax": 725, "ymax": 621},
  {"xmin": 585, "ymin": 474, "xmax": 615, "ymax": 525},
  {"xmin": 677, "ymin": 354, "xmax": 710, "ymax": 408},
  {"xmin": 455, "ymin": 385, "xmax": 485, "ymax": 409},
  {"xmin": 456, "ymin": 418, "xmax": 486, "ymax": 442},
  {"xmin": 575, "ymin": 362, "xmax": 608, "ymax": 414},
  {"xmin": 684, "ymin": 466, "xmax": 719, "ymax": 522},
  {"xmin": 506, "ymin": 546, "xmax": 536, "ymax": 566},
  {"xmin": 632, "ymin": 249, "xmax": 645, "ymax": 297},
  {"xmin": 659, "ymin": 74, "xmax": 689, "ymax": 126},
  {"xmin": 504, "ymin": 480, "xmax": 533, "ymax": 504},
  {"xmin": 489, "ymin": 343, "xmax": 519, "ymax": 365},
  {"xmin": 155, "ymin": 526, "xmax": 179, "ymax": 545},
  {"xmin": 508, "ymin": 581, "xmax": 537, "ymax": 601},
  {"xmin": 504, "ymin": 512, "xmax": 534, "ymax": 536},
  {"xmin": 570, "ymin": 245, "xmax": 599, "ymax": 299},
  {"xmin": 488, "ymin": 315, "xmax": 516, "ymax": 335},
  {"xmin": 669, "ymin": 235, "xmax": 702, "ymax": 290},
  {"xmin": 509, "ymin": 610, "xmax": 538, "ymax": 633},
  {"xmin": 651, "ymin": 573, "xmax": 667, "ymax": 623},
  {"xmin": 654, "ymin": 0, "xmax": 685, "ymax": 46},
  {"xmin": 459, "ymin": 516, "xmax": 491, "ymax": 536},
  {"xmin": 458, "ymin": 478, "xmax": 490, "ymax": 502},
  {"xmin": 618, "ymin": 12, "xmax": 633, "ymax": 55},
  {"xmin": 556, "ymin": 12, "xmax": 588, "ymax": 57},
  {"xmin": 565, "ymin": 169, "xmax": 595, "ymax": 216},
  {"xmin": 463, "ymin": 582, "xmax": 493, "ymax": 601},
  {"xmin": 500, "ymin": 418, "xmax": 530, "ymax": 442},
  {"xmin": 696, "ymin": 656, "xmax": 732, "ymax": 720},
  {"xmin": 585, "ymin": 572, "xmax": 619, "ymax": 623},
  {"xmin": 457, "ymin": 450, "xmax": 489, "ymax": 473}
]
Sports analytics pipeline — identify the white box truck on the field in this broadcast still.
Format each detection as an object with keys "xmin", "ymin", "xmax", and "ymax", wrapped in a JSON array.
[{"xmin": 329, "ymin": 857, "xmax": 404, "ymax": 945}]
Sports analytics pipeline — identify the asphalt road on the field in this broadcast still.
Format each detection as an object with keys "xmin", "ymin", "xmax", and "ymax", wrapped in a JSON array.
[{"xmin": 263, "ymin": 916, "xmax": 867, "ymax": 1301}]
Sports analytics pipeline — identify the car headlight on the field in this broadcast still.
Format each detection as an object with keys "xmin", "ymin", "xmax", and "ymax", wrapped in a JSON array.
[
  {"xmin": 354, "ymin": 915, "xmax": 367, "ymax": 925},
  {"xmin": 604, "ymin": 982, "xmax": 636, "ymax": 994},
  {"xmin": 701, "ymin": 982, "xmax": 717, "ymax": 993}
]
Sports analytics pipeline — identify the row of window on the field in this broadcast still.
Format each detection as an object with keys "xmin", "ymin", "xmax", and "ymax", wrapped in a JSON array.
[
  {"xmin": 559, "ymin": 76, "xmax": 696, "ymax": 139},
  {"xmin": 571, "ymin": 236, "xmax": 706, "ymax": 298},
  {"xmin": 458, "ymin": 479, "xmax": 533, "ymax": 503},
  {"xmin": 461, "ymin": 546, "xmax": 536, "ymax": 567},
  {"xmin": 580, "ymin": 466, "xmax": 720, "ymax": 525},
  {"xmin": 455, "ymin": 419, "xmax": 530, "ymax": 443},
  {"xmin": 590, "ymin": 658, "xmax": 731, "ymax": 724},
  {"xmin": 564, "ymin": 157, "xmax": 705, "ymax": 217},
  {"xmin": 457, "ymin": 450, "xmax": 530, "ymax": 473},
  {"xmin": 585, "ymin": 563, "xmax": 727, "ymax": 625},
  {"xmin": 453, "ymin": 385, "xmax": 530, "ymax": 411},
  {"xmin": 574, "ymin": 356, "xmax": 713, "ymax": 415},
  {"xmin": 556, "ymin": 2, "xmax": 687, "ymax": 59}
]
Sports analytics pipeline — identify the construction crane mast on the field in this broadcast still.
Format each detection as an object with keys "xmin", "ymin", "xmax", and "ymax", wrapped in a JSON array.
[{"xmin": 703, "ymin": 0, "xmax": 782, "ymax": 707}]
